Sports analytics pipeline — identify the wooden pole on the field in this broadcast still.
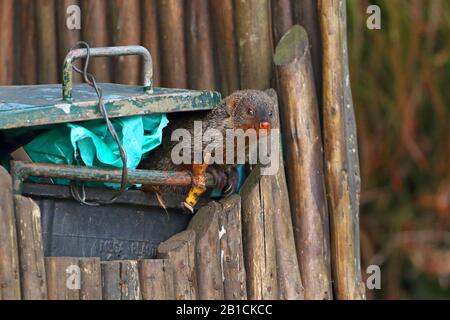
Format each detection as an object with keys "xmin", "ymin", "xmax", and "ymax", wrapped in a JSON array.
[
  {"xmin": 0, "ymin": 168, "xmax": 21, "ymax": 300},
  {"xmin": 101, "ymin": 260, "xmax": 141, "ymax": 300},
  {"xmin": 157, "ymin": 0, "xmax": 188, "ymax": 88},
  {"xmin": 234, "ymin": 0, "xmax": 273, "ymax": 89},
  {"xmin": 269, "ymin": 92, "xmax": 304, "ymax": 300},
  {"xmin": 139, "ymin": 259, "xmax": 175, "ymax": 300},
  {"xmin": 79, "ymin": 258, "xmax": 102, "ymax": 300},
  {"xmin": 36, "ymin": 0, "xmax": 58, "ymax": 84},
  {"xmin": 111, "ymin": 0, "xmax": 141, "ymax": 85},
  {"xmin": 271, "ymin": 0, "xmax": 293, "ymax": 44},
  {"xmin": 45, "ymin": 257, "xmax": 80, "ymax": 300},
  {"xmin": 0, "ymin": 0, "xmax": 14, "ymax": 85},
  {"xmin": 218, "ymin": 195, "xmax": 247, "ymax": 300},
  {"xmin": 14, "ymin": 196, "xmax": 47, "ymax": 300},
  {"xmin": 239, "ymin": 168, "xmax": 278, "ymax": 300},
  {"xmin": 81, "ymin": 0, "xmax": 112, "ymax": 82},
  {"xmin": 318, "ymin": 0, "xmax": 365, "ymax": 300},
  {"xmin": 18, "ymin": 0, "xmax": 37, "ymax": 85},
  {"xmin": 274, "ymin": 25, "xmax": 332, "ymax": 300},
  {"xmin": 56, "ymin": 0, "xmax": 81, "ymax": 82},
  {"xmin": 293, "ymin": 0, "xmax": 323, "ymax": 98},
  {"xmin": 209, "ymin": 0, "xmax": 239, "ymax": 95},
  {"xmin": 101, "ymin": 261, "xmax": 121, "ymax": 300},
  {"xmin": 185, "ymin": 0, "xmax": 216, "ymax": 91},
  {"xmin": 142, "ymin": 0, "xmax": 161, "ymax": 86},
  {"xmin": 187, "ymin": 202, "xmax": 224, "ymax": 300},
  {"xmin": 157, "ymin": 230, "xmax": 197, "ymax": 300}
]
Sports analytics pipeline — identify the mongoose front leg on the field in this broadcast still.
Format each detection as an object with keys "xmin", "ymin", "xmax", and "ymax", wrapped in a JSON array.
[{"xmin": 183, "ymin": 162, "xmax": 209, "ymax": 213}]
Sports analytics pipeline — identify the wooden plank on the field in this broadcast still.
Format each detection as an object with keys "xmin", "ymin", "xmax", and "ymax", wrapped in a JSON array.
[
  {"xmin": 157, "ymin": 230, "xmax": 197, "ymax": 300},
  {"xmin": 318, "ymin": 0, "xmax": 365, "ymax": 300},
  {"xmin": 111, "ymin": 0, "xmax": 141, "ymax": 85},
  {"xmin": 139, "ymin": 259, "xmax": 175, "ymax": 300},
  {"xmin": 36, "ymin": 0, "xmax": 58, "ymax": 84},
  {"xmin": 218, "ymin": 195, "xmax": 247, "ymax": 300},
  {"xmin": 209, "ymin": 0, "xmax": 239, "ymax": 95},
  {"xmin": 14, "ymin": 196, "xmax": 47, "ymax": 300},
  {"xmin": 79, "ymin": 258, "xmax": 102, "ymax": 300},
  {"xmin": 185, "ymin": 0, "xmax": 216, "ymax": 90},
  {"xmin": 18, "ymin": 0, "xmax": 37, "ymax": 84},
  {"xmin": 157, "ymin": 0, "xmax": 188, "ymax": 88},
  {"xmin": 142, "ymin": 0, "xmax": 161, "ymax": 86},
  {"xmin": 120, "ymin": 260, "xmax": 142, "ymax": 300},
  {"xmin": 81, "ymin": 0, "xmax": 112, "ymax": 82},
  {"xmin": 101, "ymin": 261, "xmax": 121, "ymax": 300},
  {"xmin": 187, "ymin": 202, "xmax": 224, "ymax": 300},
  {"xmin": 274, "ymin": 25, "xmax": 332, "ymax": 299},
  {"xmin": 0, "ymin": 168, "xmax": 21, "ymax": 300},
  {"xmin": 45, "ymin": 257, "xmax": 80, "ymax": 300},
  {"xmin": 235, "ymin": 0, "xmax": 272, "ymax": 89},
  {"xmin": 271, "ymin": 0, "xmax": 294, "ymax": 44},
  {"xmin": 0, "ymin": 0, "xmax": 14, "ymax": 85},
  {"xmin": 239, "ymin": 168, "xmax": 278, "ymax": 300}
]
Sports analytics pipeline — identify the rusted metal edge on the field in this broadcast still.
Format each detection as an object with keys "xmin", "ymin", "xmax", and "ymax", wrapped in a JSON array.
[{"xmin": 10, "ymin": 161, "xmax": 218, "ymax": 195}]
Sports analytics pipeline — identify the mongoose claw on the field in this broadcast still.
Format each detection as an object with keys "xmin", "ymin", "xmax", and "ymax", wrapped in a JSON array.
[
  {"xmin": 182, "ymin": 201, "xmax": 195, "ymax": 214},
  {"xmin": 222, "ymin": 167, "xmax": 239, "ymax": 197}
]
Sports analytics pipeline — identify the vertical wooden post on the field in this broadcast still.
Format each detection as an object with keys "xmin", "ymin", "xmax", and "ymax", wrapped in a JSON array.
[
  {"xmin": 111, "ymin": 0, "xmax": 141, "ymax": 85},
  {"xmin": 157, "ymin": 230, "xmax": 198, "ymax": 300},
  {"xmin": 185, "ymin": 0, "xmax": 216, "ymax": 91},
  {"xmin": 218, "ymin": 195, "xmax": 247, "ymax": 300},
  {"xmin": 274, "ymin": 25, "xmax": 332, "ymax": 300},
  {"xmin": 318, "ymin": 0, "xmax": 365, "ymax": 300},
  {"xmin": 235, "ymin": 0, "xmax": 273, "ymax": 89},
  {"xmin": 271, "ymin": 0, "xmax": 293, "ymax": 44},
  {"xmin": 187, "ymin": 202, "xmax": 224, "ymax": 300},
  {"xmin": 0, "ymin": 168, "xmax": 21, "ymax": 300},
  {"xmin": 0, "ymin": 0, "xmax": 14, "ymax": 85},
  {"xmin": 101, "ymin": 260, "xmax": 141, "ymax": 300},
  {"xmin": 45, "ymin": 257, "xmax": 80, "ymax": 300},
  {"xmin": 101, "ymin": 261, "xmax": 121, "ymax": 300},
  {"xmin": 81, "ymin": 0, "xmax": 112, "ymax": 82},
  {"xmin": 139, "ymin": 259, "xmax": 175, "ymax": 300},
  {"xmin": 240, "ymin": 168, "xmax": 278, "ymax": 300},
  {"xmin": 79, "ymin": 258, "xmax": 102, "ymax": 300},
  {"xmin": 157, "ymin": 0, "xmax": 188, "ymax": 88},
  {"xmin": 18, "ymin": 0, "xmax": 37, "ymax": 85},
  {"xmin": 209, "ymin": 0, "xmax": 240, "ymax": 95},
  {"xmin": 14, "ymin": 196, "xmax": 47, "ymax": 300},
  {"xmin": 142, "ymin": 0, "xmax": 161, "ymax": 86},
  {"xmin": 120, "ymin": 261, "xmax": 142, "ymax": 300},
  {"xmin": 36, "ymin": 0, "xmax": 58, "ymax": 84}
]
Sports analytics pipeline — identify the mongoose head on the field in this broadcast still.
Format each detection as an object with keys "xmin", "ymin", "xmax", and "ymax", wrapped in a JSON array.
[{"xmin": 224, "ymin": 89, "xmax": 277, "ymax": 135}]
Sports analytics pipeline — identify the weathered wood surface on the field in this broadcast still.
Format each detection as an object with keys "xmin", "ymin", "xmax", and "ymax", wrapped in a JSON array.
[
  {"xmin": 271, "ymin": 0, "xmax": 294, "ymax": 44},
  {"xmin": 81, "ymin": 0, "xmax": 112, "ymax": 82},
  {"xmin": 157, "ymin": 0, "xmax": 188, "ymax": 88},
  {"xmin": 142, "ymin": 0, "xmax": 161, "ymax": 86},
  {"xmin": 274, "ymin": 25, "xmax": 332, "ymax": 300},
  {"xmin": 101, "ymin": 261, "xmax": 122, "ymax": 300},
  {"xmin": 209, "ymin": 0, "xmax": 240, "ymax": 95},
  {"xmin": 79, "ymin": 258, "xmax": 102, "ymax": 300},
  {"xmin": 187, "ymin": 202, "xmax": 224, "ymax": 300},
  {"xmin": 218, "ymin": 195, "xmax": 247, "ymax": 300},
  {"xmin": 235, "ymin": 0, "xmax": 273, "ymax": 90},
  {"xmin": 36, "ymin": 0, "xmax": 58, "ymax": 84},
  {"xmin": 45, "ymin": 257, "xmax": 80, "ymax": 300},
  {"xmin": 101, "ymin": 260, "xmax": 141, "ymax": 300},
  {"xmin": 318, "ymin": 0, "xmax": 365, "ymax": 300},
  {"xmin": 157, "ymin": 230, "xmax": 198, "ymax": 300},
  {"xmin": 0, "ymin": 0, "xmax": 14, "ymax": 85},
  {"xmin": 0, "ymin": 168, "xmax": 21, "ymax": 300},
  {"xmin": 186, "ymin": 0, "xmax": 216, "ymax": 91},
  {"xmin": 240, "ymin": 168, "xmax": 278, "ymax": 300},
  {"xmin": 111, "ymin": 0, "xmax": 141, "ymax": 85},
  {"xmin": 18, "ymin": 0, "xmax": 37, "ymax": 85},
  {"xmin": 14, "ymin": 196, "xmax": 47, "ymax": 300},
  {"xmin": 139, "ymin": 259, "xmax": 175, "ymax": 300}
]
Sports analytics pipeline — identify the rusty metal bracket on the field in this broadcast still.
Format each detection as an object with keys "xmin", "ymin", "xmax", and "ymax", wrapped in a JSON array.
[
  {"xmin": 62, "ymin": 45, "xmax": 153, "ymax": 102},
  {"xmin": 10, "ymin": 161, "xmax": 218, "ymax": 195}
]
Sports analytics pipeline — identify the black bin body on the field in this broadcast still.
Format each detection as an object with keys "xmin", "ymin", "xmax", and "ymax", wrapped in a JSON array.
[{"xmin": 22, "ymin": 183, "xmax": 192, "ymax": 261}]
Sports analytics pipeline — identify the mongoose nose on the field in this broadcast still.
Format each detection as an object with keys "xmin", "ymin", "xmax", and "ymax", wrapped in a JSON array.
[{"xmin": 259, "ymin": 122, "xmax": 271, "ymax": 130}]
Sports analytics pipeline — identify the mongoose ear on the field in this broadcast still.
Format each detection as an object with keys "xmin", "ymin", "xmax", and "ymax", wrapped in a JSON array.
[
  {"xmin": 264, "ymin": 88, "xmax": 278, "ymax": 101},
  {"xmin": 224, "ymin": 92, "xmax": 241, "ymax": 115}
]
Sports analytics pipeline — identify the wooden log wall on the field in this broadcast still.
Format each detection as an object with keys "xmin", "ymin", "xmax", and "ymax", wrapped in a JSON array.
[{"xmin": 0, "ymin": 0, "xmax": 364, "ymax": 300}]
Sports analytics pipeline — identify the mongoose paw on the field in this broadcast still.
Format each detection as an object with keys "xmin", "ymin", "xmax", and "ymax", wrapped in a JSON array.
[
  {"xmin": 207, "ymin": 166, "xmax": 227, "ymax": 190},
  {"xmin": 222, "ymin": 167, "xmax": 239, "ymax": 196}
]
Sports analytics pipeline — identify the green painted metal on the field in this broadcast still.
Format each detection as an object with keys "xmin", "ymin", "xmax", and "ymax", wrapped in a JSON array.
[{"xmin": 0, "ymin": 83, "xmax": 221, "ymax": 130}]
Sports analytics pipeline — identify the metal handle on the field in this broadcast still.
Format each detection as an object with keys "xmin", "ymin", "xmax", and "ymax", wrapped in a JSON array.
[{"xmin": 62, "ymin": 45, "xmax": 153, "ymax": 102}]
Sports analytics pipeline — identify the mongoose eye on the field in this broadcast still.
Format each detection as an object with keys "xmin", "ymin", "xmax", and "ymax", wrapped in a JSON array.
[
  {"xmin": 268, "ymin": 111, "xmax": 273, "ymax": 117},
  {"xmin": 246, "ymin": 108, "xmax": 255, "ymax": 116}
]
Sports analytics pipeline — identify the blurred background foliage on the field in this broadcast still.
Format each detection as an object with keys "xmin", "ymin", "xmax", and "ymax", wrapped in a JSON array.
[{"xmin": 347, "ymin": 0, "xmax": 450, "ymax": 299}]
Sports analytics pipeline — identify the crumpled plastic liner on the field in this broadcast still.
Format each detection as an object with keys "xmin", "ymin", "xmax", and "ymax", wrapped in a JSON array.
[{"xmin": 23, "ymin": 114, "xmax": 169, "ymax": 188}]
